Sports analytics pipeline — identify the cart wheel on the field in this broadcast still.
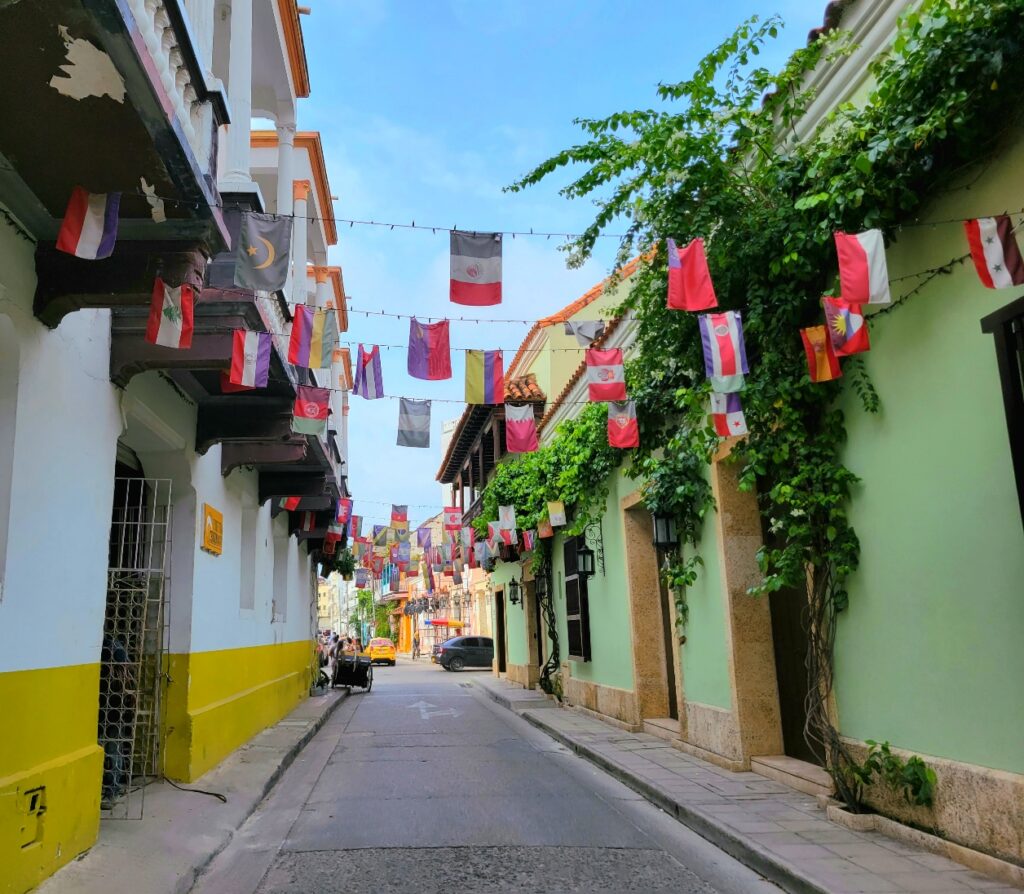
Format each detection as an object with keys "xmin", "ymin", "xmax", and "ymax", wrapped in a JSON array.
[{"xmin": 365, "ymin": 666, "xmax": 373, "ymax": 692}]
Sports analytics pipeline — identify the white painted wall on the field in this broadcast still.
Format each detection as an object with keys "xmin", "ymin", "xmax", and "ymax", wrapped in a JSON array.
[{"xmin": 0, "ymin": 215, "xmax": 122, "ymax": 674}]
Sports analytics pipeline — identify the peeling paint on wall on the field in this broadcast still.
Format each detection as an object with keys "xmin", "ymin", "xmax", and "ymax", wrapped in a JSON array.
[
  {"xmin": 49, "ymin": 25, "xmax": 126, "ymax": 103},
  {"xmin": 140, "ymin": 178, "xmax": 166, "ymax": 223}
]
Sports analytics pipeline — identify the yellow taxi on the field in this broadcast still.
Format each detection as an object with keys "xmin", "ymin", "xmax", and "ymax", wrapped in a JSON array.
[{"xmin": 366, "ymin": 637, "xmax": 397, "ymax": 666}]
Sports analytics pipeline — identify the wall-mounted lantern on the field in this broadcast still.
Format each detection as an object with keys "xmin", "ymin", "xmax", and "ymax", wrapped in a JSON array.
[
  {"xmin": 577, "ymin": 544, "xmax": 596, "ymax": 578},
  {"xmin": 652, "ymin": 512, "xmax": 679, "ymax": 550},
  {"xmin": 508, "ymin": 577, "xmax": 521, "ymax": 606}
]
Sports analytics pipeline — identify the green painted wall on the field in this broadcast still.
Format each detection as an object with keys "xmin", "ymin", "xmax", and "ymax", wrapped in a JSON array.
[
  {"xmin": 834, "ymin": 137, "xmax": 1024, "ymax": 774},
  {"xmin": 680, "ymin": 499, "xmax": 732, "ymax": 710},
  {"xmin": 551, "ymin": 469, "xmax": 636, "ymax": 692},
  {"xmin": 488, "ymin": 562, "xmax": 530, "ymax": 667}
]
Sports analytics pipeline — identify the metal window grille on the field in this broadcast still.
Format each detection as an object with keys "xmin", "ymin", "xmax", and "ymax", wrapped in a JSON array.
[{"xmin": 100, "ymin": 477, "xmax": 171, "ymax": 819}]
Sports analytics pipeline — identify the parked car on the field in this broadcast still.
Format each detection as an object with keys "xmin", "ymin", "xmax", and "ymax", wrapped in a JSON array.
[
  {"xmin": 366, "ymin": 637, "xmax": 396, "ymax": 666},
  {"xmin": 438, "ymin": 636, "xmax": 494, "ymax": 671}
]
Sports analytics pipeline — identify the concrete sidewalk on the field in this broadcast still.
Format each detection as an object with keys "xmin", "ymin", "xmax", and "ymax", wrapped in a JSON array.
[
  {"xmin": 38, "ymin": 688, "xmax": 348, "ymax": 894},
  {"xmin": 474, "ymin": 675, "xmax": 1022, "ymax": 894}
]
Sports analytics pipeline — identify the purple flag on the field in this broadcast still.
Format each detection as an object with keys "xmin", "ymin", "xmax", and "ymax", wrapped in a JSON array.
[
  {"xmin": 417, "ymin": 527, "xmax": 432, "ymax": 549},
  {"xmin": 354, "ymin": 344, "xmax": 384, "ymax": 399}
]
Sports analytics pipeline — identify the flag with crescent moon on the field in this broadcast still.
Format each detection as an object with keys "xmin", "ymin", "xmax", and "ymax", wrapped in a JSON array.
[{"xmin": 234, "ymin": 212, "xmax": 293, "ymax": 291}]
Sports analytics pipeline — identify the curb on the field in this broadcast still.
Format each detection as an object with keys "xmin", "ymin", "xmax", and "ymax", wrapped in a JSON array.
[
  {"xmin": 471, "ymin": 678, "xmax": 556, "ymax": 714},
  {"xmin": 170, "ymin": 688, "xmax": 349, "ymax": 894},
  {"xmin": 519, "ymin": 707, "xmax": 832, "ymax": 894}
]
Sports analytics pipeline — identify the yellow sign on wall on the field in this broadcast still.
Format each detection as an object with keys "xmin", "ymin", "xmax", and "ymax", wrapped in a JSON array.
[{"xmin": 201, "ymin": 503, "xmax": 223, "ymax": 555}]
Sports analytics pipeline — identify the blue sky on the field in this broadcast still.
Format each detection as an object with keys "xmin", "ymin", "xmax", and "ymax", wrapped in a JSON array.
[{"xmin": 298, "ymin": 1, "xmax": 823, "ymax": 530}]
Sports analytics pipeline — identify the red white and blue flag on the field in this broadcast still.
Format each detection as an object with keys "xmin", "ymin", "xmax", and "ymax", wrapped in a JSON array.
[
  {"xmin": 336, "ymin": 498, "xmax": 352, "ymax": 525},
  {"xmin": 230, "ymin": 330, "xmax": 272, "ymax": 388},
  {"xmin": 823, "ymin": 297, "xmax": 870, "ymax": 357},
  {"xmin": 835, "ymin": 229, "xmax": 891, "ymax": 305},
  {"xmin": 56, "ymin": 187, "xmax": 120, "ymax": 259},
  {"xmin": 710, "ymin": 392, "xmax": 748, "ymax": 438},
  {"xmin": 354, "ymin": 344, "xmax": 384, "ymax": 400},
  {"xmin": 145, "ymin": 278, "xmax": 194, "ymax": 349},
  {"xmin": 698, "ymin": 311, "xmax": 748, "ymax": 379},
  {"xmin": 964, "ymin": 216, "xmax": 1024, "ymax": 289},
  {"xmin": 666, "ymin": 237, "xmax": 718, "ymax": 311},
  {"xmin": 586, "ymin": 348, "xmax": 627, "ymax": 401}
]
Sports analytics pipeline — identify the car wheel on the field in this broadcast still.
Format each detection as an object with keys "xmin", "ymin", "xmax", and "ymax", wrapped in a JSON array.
[
  {"xmin": 449, "ymin": 656, "xmax": 465, "ymax": 672},
  {"xmin": 389, "ymin": 660, "xmax": 396, "ymax": 666}
]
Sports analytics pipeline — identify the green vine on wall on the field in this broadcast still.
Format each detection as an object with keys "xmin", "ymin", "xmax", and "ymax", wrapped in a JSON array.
[{"xmin": 506, "ymin": 0, "xmax": 1024, "ymax": 806}]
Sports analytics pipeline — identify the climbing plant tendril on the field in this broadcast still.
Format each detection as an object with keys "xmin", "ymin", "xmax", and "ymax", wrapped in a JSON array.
[{"xmin": 502, "ymin": 0, "xmax": 1024, "ymax": 805}]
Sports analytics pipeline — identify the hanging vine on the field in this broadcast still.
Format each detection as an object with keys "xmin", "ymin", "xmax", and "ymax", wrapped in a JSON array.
[{"xmin": 505, "ymin": 0, "xmax": 1024, "ymax": 805}]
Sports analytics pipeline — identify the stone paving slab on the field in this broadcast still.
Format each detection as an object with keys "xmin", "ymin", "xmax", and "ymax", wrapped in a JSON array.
[
  {"xmin": 37, "ymin": 689, "xmax": 349, "ymax": 894},
  {"xmin": 473, "ymin": 675, "xmax": 1021, "ymax": 894}
]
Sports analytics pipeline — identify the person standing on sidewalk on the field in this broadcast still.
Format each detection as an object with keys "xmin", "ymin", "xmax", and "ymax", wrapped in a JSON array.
[{"xmin": 412, "ymin": 633, "xmax": 420, "ymax": 659}]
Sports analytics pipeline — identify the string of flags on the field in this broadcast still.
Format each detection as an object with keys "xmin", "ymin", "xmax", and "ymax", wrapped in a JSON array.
[{"xmin": 54, "ymin": 184, "xmax": 1024, "ymax": 461}]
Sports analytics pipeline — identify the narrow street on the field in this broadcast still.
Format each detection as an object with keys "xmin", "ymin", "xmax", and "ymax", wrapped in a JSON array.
[{"xmin": 192, "ymin": 662, "xmax": 778, "ymax": 894}]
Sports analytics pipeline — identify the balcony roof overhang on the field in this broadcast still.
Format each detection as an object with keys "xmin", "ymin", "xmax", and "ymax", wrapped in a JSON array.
[{"xmin": 0, "ymin": 0, "xmax": 229, "ymax": 316}]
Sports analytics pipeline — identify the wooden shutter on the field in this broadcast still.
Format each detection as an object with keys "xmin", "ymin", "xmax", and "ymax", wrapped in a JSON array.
[{"xmin": 563, "ymin": 536, "xmax": 591, "ymax": 661}]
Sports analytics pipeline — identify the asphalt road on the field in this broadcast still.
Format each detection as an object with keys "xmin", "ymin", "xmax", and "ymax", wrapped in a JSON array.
[{"xmin": 191, "ymin": 661, "xmax": 779, "ymax": 894}]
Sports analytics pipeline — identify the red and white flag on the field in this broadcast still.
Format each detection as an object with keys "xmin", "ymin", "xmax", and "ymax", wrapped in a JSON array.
[
  {"xmin": 56, "ymin": 187, "xmax": 120, "ymax": 259},
  {"xmin": 521, "ymin": 530, "xmax": 536, "ymax": 552},
  {"xmin": 964, "ymin": 216, "xmax": 1024, "ymax": 289},
  {"xmin": 666, "ymin": 237, "xmax": 718, "ymax": 311},
  {"xmin": 498, "ymin": 505, "xmax": 516, "ymax": 530},
  {"xmin": 451, "ymin": 230, "xmax": 502, "ymax": 305},
  {"xmin": 586, "ymin": 348, "xmax": 627, "ymax": 401},
  {"xmin": 325, "ymin": 522, "xmax": 344, "ymax": 544},
  {"xmin": 443, "ymin": 507, "xmax": 462, "ymax": 530},
  {"xmin": 505, "ymin": 403, "xmax": 538, "ymax": 453},
  {"xmin": 230, "ymin": 330, "xmax": 272, "ymax": 388},
  {"xmin": 835, "ymin": 229, "xmax": 891, "ymax": 305},
  {"xmin": 145, "ymin": 278, "xmax": 194, "ymax": 349},
  {"xmin": 710, "ymin": 392, "xmax": 748, "ymax": 438},
  {"xmin": 299, "ymin": 512, "xmax": 317, "ymax": 533},
  {"xmin": 607, "ymin": 400, "xmax": 640, "ymax": 448},
  {"xmin": 336, "ymin": 498, "xmax": 353, "ymax": 525},
  {"xmin": 823, "ymin": 297, "xmax": 870, "ymax": 357}
]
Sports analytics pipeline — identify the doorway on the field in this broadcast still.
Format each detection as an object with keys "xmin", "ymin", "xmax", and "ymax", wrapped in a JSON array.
[
  {"xmin": 493, "ymin": 588, "xmax": 507, "ymax": 673},
  {"xmin": 99, "ymin": 456, "xmax": 172, "ymax": 818},
  {"xmin": 530, "ymin": 580, "xmax": 545, "ymax": 672},
  {"xmin": 655, "ymin": 548, "xmax": 679, "ymax": 721}
]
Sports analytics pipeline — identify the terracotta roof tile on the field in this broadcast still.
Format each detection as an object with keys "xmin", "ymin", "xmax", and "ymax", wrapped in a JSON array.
[{"xmin": 504, "ymin": 373, "xmax": 545, "ymax": 403}]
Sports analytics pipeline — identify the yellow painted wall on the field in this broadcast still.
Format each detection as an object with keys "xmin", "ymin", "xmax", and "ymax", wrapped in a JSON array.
[
  {"xmin": 163, "ymin": 639, "xmax": 313, "ymax": 782},
  {"xmin": 0, "ymin": 664, "xmax": 103, "ymax": 894}
]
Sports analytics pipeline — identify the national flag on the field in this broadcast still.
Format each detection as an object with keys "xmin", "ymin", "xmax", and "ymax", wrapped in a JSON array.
[
  {"xmin": 336, "ymin": 498, "xmax": 353, "ymax": 525},
  {"xmin": 586, "ymin": 348, "xmax": 627, "ymax": 401},
  {"xmin": 474, "ymin": 542, "xmax": 488, "ymax": 565},
  {"xmin": 538, "ymin": 519, "xmax": 554, "ymax": 539},
  {"xmin": 291, "ymin": 385, "xmax": 330, "ymax": 435},
  {"xmin": 505, "ymin": 403, "xmax": 538, "ymax": 453},
  {"xmin": 408, "ymin": 318, "xmax": 452, "ymax": 380},
  {"xmin": 499, "ymin": 528, "xmax": 517, "ymax": 547},
  {"xmin": 391, "ymin": 505, "xmax": 408, "ymax": 525},
  {"xmin": 521, "ymin": 530, "xmax": 535, "ymax": 552},
  {"xmin": 450, "ymin": 230, "xmax": 502, "ymax": 305},
  {"xmin": 460, "ymin": 526, "xmax": 474, "ymax": 550},
  {"xmin": 397, "ymin": 398, "xmax": 431, "ymax": 448},
  {"xmin": 234, "ymin": 212, "xmax": 293, "ymax": 291},
  {"xmin": 355, "ymin": 568, "xmax": 369, "ymax": 588},
  {"xmin": 465, "ymin": 350, "xmax": 504, "ymax": 404},
  {"xmin": 823, "ymin": 297, "xmax": 870, "ymax": 357},
  {"xmin": 563, "ymin": 321, "xmax": 606, "ymax": 346},
  {"xmin": 56, "ymin": 187, "xmax": 120, "ymax": 259},
  {"xmin": 835, "ymin": 229, "xmax": 891, "ymax": 305},
  {"xmin": 498, "ymin": 505, "xmax": 516, "ymax": 530},
  {"xmin": 800, "ymin": 325, "xmax": 842, "ymax": 383},
  {"xmin": 547, "ymin": 501, "xmax": 566, "ymax": 527},
  {"xmin": 354, "ymin": 344, "xmax": 384, "ymax": 399},
  {"xmin": 443, "ymin": 507, "xmax": 462, "ymax": 530},
  {"xmin": 220, "ymin": 371, "xmax": 255, "ymax": 393},
  {"xmin": 279, "ymin": 496, "xmax": 301, "ymax": 511},
  {"xmin": 666, "ymin": 237, "xmax": 718, "ymax": 311},
  {"xmin": 698, "ymin": 311, "xmax": 748, "ymax": 379},
  {"xmin": 710, "ymin": 374, "xmax": 744, "ymax": 393},
  {"xmin": 145, "ymin": 279, "xmax": 194, "ymax": 349},
  {"xmin": 373, "ymin": 524, "xmax": 388, "ymax": 548},
  {"xmin": 417, "ymin": 527, "xmax": 432, "ymax": 549},
  {"xmin": 325, "ymin": 522, "xmax": 344, "ymax": 544},
  {"xmin": 350, "ymin": 515, "xmax": 362, "ymax": 538},
  {"xmin": 323, "ymin": 541, "xmax": 336, "ymax": 556},
  {"xmin": 299, "ymin": 511, "xmax": 317, "ymax": 533},
  {"xmin": 710, "ymin": 392, "xmax": 748, "ymax": 437},
  {"xmin": 607, "ymin": 400, "xmax": 640, "ymax": 448},
  {"xmin": 397, "ymin": 541, "xmax": 411, "ymax": 563},
  {"xmin": 288, "ymin": 305, "xmax": 339, "ymax": 368},
  {"xmin": 230, "ymin": 330, "xmax": 272, "ymax": 388},
  {"xmin": 964, "ymin": 216, "xmax": 1024, "ymax": 289}
]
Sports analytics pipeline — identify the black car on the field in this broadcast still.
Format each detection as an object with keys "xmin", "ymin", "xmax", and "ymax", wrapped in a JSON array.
[{"xmin": 438, "ymin": 636, "xmax": 494, "ymax": 671}]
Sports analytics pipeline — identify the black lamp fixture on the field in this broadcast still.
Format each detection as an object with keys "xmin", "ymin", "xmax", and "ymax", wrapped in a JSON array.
[
  {"xmin": 534, "ymin": 572, "xmax": 548, "ymax": 600},
  {"xmin": 577, "ymin": 544, "xmax": 596, "ymax": 578},
  {"xmin": 508, "ymin": 577, "xmax": 521, "ymax": 606},
  {"xmin": 652, "ymin": 512, "xmax": 679, "ymax": 550}
]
